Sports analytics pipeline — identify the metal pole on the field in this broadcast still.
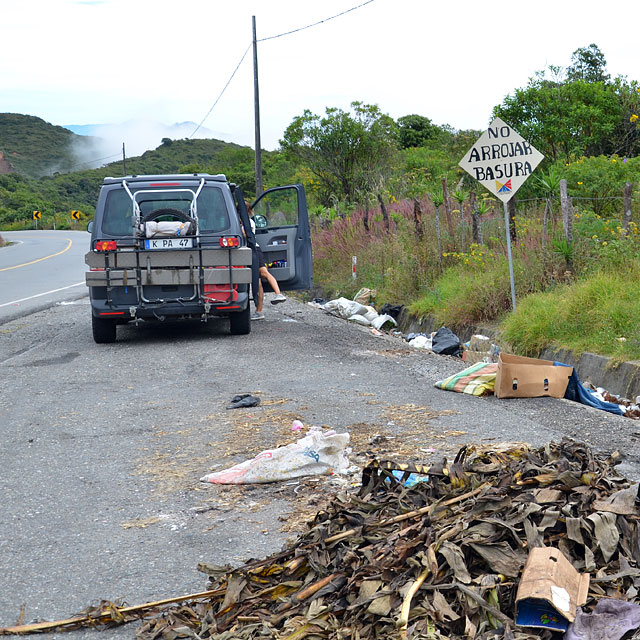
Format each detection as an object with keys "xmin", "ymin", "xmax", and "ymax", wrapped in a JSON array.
[
  {"xmin": 122, "ymin": 142, "xmax": 127, "ymax": 176},
  {"xmin": 503, "ymin": 200, "xmax": 517, "ymax": 311},
  {"xmin": 252, "ymin": 16, "xmax": 263, "ymax": 197}
]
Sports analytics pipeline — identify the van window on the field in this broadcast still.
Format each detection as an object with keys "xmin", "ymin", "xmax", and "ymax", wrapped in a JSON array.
[
  {"xmin": 102, "ymin": 186, "xmax": 231, "ymax": 235},
  {"xmin": 252, "ymin": 188, "xmax": 299, "ymax": 227}
]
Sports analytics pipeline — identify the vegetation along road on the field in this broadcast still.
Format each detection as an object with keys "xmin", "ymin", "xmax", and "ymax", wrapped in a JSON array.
[{"xmin": 0, "ymin": 291, "xmax": 637, "ymax": 638}]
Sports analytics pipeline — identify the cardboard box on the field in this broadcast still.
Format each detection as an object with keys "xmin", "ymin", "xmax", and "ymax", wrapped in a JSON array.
[
  {"xmin": 515, "ymin": 547, "xmax": 589, "ymax": 632},
  {"xmin": 494, "ymin": 353, "xmax": 573, "ymax": 399}
]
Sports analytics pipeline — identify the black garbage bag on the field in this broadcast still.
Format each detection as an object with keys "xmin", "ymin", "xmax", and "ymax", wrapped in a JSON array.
[
  {"xmin": 379, "ymin": 303, "xmax": 404, "ymax": 320},
  {"xmin": 431, "ymin": 327, "xmax": 463, "ymax": 357}
]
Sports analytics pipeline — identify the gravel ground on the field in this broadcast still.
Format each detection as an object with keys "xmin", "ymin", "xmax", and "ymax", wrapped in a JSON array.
[{"xmin": 1, "ymin": 294, "xmax": 638, "ymax": 638}]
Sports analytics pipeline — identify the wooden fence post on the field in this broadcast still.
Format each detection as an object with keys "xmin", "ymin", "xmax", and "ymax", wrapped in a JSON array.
[
  {"xmin": 560, "ymin": 179, "xmax": 573, "ymax": 245},
  {"xmin": 441, "ymin": 176, "xmax": 454, "ymax": 238},
  {"xmin": 624, "ymin": 182, "xmax": 633, "ymax": 231}
]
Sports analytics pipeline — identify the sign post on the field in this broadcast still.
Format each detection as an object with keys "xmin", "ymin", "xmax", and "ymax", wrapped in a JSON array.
[
  {"xmin": 33, "ymin": 210, "xmax": 41, "ymax": 230},
  {"xmin": 458, "ymin": 118, "xmax": 544, "ymax": 311}
]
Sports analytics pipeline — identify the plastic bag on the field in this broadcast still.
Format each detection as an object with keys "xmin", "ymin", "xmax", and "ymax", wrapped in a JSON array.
[
  {"xmin": 353, "ymin": 288, "xmax": 376, "ymax": 305},
  {"xmin": 323, "ymin": 297, "xmax": 368, "ymax": 319},
  {"xmin": 409, "ymin": 335, "xmax": 432, "ymax": 350},
  {"xmin": 200, "ymin": 428, "xmax": 350, "ymax": 484},
  {"xmin": 431, "ymin": 326, "xmax": 463, "ymax": 357}
]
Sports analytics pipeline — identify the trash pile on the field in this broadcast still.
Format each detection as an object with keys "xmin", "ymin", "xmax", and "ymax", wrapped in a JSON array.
[
  {"xmin": 435, "ymin": 354, "xmax": 639, "ymax": 420},
  {"xmin": 319, "ymin": 296, "xmax": 398, "ymax": 331},
  {"xmin": 134, "ymin": 438, "xmax": 640, "ymax": 640}
]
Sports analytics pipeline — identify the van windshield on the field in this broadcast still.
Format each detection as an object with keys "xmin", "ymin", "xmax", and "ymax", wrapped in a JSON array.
[{"xmin": 102, "ymin": 186, "xmax": 231, "ymax": 235}]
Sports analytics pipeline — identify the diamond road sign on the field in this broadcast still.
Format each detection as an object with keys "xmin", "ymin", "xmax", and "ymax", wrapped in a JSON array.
[{"xmin": 459, "ymin": 117, "xmax": 544, "ymax": 203}]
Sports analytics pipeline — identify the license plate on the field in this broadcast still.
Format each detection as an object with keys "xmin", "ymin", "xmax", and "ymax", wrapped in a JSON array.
[{"xmin": 145, "ymin": 238, "xmax": 193, "ymax": 249}]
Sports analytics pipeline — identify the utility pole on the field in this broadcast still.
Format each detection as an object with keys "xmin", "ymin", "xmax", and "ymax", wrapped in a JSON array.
[
  {"xmin": 252, "ymin": 15, "xmax": 263, "ymax": 197},
  {"xmin": 122, "ymin": 142, "xmax": 127, "ymax": 176}
]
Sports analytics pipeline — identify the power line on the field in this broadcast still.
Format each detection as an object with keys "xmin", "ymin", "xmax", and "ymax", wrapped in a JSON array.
[
  {"xmin": 64, "ymin": 152, "xmax": 123, "ymax": 172},
  {"xmin": 58, "ymin": 1, "xmax": 377, "ymax": 166},
  {"xmin": 189, "ymin": 44, "xmax": 252, "ymax": 139},
  {"xmin": 189, "ymin": 0, "xmax": 376, "ymax": 137},
  {"xmin": 258, "ymin": 0, "xmax": 375, "ymax": 42}
]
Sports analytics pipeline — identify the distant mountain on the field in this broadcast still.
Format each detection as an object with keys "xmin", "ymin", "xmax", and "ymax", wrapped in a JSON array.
[{"xmin": 0, "ymin": 114, "xmax": 239, "ymax": 178}]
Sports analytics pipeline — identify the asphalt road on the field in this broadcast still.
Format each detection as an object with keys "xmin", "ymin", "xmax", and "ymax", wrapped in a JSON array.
[
  {"xmin": 0, "ymin": 231, "xmax": 88, "ymax": 324},
  {"xmin": 1, "ymin": 293, "xmax": 639, "ymax": 638}
]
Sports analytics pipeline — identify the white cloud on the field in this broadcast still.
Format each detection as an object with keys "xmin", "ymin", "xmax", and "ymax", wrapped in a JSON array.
[{"xmin": 2, "ymin": 0, "xmax": 639, "ymax": 153}]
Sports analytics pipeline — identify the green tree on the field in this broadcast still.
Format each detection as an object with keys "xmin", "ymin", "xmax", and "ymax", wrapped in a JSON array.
[
  {"xmin": 494, "ymin": 71, "xmax": 622, "ymax": 162},
  {"xmin": 396, "ymin": 114, "xmax": 439, "ymax": 149},
  {"xmin": 567, "ymin": 44, "xmax": 610, "ymax": 83},
  {"xmin": 280, "ymin": 101, "xmax": 398, "ymax": 207},
  {"xmin": 492, "ymin": 46, "xmax": 640, "ymax": 162}
]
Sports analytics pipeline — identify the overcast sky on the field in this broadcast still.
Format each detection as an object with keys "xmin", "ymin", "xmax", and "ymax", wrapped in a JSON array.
[{"xmin": 2, "ymin": 0, "xmax": 640, "ymax": 160}]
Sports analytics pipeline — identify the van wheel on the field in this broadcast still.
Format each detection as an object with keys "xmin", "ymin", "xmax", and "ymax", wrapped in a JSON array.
[
  {"xmin": 229, "ymin": 306, "xmax": 251, "ymax": 335},
  {"xmin": 141, "ymin": 208, "xmax": 197, "ymax": 234},
  {"xmin": 92, "ymin": 316, "xmax": 117, "ymax": 343}
]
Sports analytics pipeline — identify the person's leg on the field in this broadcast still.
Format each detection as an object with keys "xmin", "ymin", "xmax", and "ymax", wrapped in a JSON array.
[
  {"xmin": 259, "ymin": 266, "xmax": 282, "ymax": 295},
  {"xmin": 257, "ymin": 280, "xmax": 264, "ymax": 311}
]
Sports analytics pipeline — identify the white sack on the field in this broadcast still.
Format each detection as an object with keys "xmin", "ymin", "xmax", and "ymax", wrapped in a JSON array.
[
  {"xmin": 200, "ymin": 429, "xmax": 350, "ymax": 484},
  {"xmin": 409, "ymin": 335, "xmax": 433, "ymax": 350},
  {"xmin": 371, "ymin": 314, "xmax": 397, "ymax": 330},
  {"xmin": 348, "ymin": 314, "xmax": 371, "ymax": 326},
  {"xmin": 362, "ymin": 306, "xmax": 379, "ymax": 322},
  {"xmin": 144, "ymin": 220, "xmax": 192, "ymax": 238},
  {"xmin": 323, "ymin": 297, "xmax": 368, "ymax": 319}
]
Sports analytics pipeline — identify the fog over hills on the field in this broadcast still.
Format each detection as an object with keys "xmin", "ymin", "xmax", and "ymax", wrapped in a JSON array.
[{"xmin": 63, "ymin": 120, "xmax": 234, "ymax": 168}]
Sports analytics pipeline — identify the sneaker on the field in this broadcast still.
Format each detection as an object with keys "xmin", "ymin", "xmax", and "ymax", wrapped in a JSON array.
[
  {"xmin": 251, "ymin": 312, "xmax": 265, "ymax": 320},
  {"xmin": 271, "ymin": 294, "xmax": 287, "ymax": 305}
]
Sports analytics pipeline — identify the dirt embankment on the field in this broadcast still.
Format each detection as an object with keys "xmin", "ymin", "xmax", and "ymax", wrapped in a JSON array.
[{"xmin": 0, "ymin": 151, "xmax": 15, "ymax": 174}]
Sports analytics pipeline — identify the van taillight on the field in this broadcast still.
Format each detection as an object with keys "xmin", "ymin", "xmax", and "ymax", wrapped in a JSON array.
[
  {"xmin": 95, "ymin": 241, "xmax": 117, "ymax": 251},
  {"xmin": 219, "ymin": 237, "xmax": 239, "ymax": 248}
]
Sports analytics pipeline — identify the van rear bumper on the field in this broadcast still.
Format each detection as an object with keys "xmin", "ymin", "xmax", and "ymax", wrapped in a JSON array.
[{"xmin": 90, "ymin": 290, "xmax": 250, "ymax": 320}]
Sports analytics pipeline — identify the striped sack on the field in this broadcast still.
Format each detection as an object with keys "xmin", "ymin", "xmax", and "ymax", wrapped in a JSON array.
[{"xmin": 434, "ymin": 362, "xmax": 498, "ymax": 396}]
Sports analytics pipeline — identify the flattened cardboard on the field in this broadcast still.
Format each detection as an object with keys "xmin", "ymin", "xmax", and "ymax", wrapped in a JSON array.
[
  {"xmin": 495, "ymin": 353, "xmax": 573, "ymax": 399},
  {"xmin": 515, "ymin": 547, "xmax": 589, "ymax": 632}
]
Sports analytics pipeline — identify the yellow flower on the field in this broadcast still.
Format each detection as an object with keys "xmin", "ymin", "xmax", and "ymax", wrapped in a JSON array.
[
  {"xmin": 612, "ymin": 158, "xmax": 617, "ymax": 163},
  {"xmin": 577, "ymin": 181, "xmax": 583, "ymax": 185},
  {"xmin": 632, "ymin": 114, "xmax": 639, "ymax": 123},
  {"xmin": 602, "ymin": 241, "xmax": 608, "ymax": 246}
]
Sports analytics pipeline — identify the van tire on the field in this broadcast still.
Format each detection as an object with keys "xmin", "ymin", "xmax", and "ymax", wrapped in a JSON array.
[
  {"xmin": 141, "ymin": 208, "xmax": 197, "ymax": 234},
  {"xmin": 229, "ymin": 307, "xmax": 251, "ymax": 335},
  {"xmin": 92, "ymin": 315, "xmax": 117, "ymax": 343}
]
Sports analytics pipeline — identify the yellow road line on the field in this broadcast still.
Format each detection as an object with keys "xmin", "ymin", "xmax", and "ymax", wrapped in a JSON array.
[{"xmin": 0, "ymin": 238, "xmax": 73, "ymax": 271}]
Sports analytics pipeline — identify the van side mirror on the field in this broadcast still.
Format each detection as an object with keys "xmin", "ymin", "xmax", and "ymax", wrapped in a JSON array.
[
  {"xmin": 253, "ymin": 214, "xmax": 267, "ymax": 229},
  {"xmin": 87, "ymin": 221, "xmax": 94, "ymax": 233}
]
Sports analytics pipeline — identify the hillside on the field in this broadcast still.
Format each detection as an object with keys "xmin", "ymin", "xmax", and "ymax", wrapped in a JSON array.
[
  {"xmin": 0, "ymin": 116, "xmax": 292, "ymax": 231},
  {"xmin": 0, "ymin": 113, "xmax": 102, "ymax": 178}
]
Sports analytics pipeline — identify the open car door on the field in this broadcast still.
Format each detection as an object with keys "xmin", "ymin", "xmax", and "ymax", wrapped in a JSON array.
[{"xmin": 251, "ymin": 184, "xmax": 313, "ymax": 291}]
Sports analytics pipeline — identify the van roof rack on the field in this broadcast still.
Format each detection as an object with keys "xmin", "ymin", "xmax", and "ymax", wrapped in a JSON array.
[{"xmin": 102, "ymin": 173, "xmax": 227, "ymax": 185}]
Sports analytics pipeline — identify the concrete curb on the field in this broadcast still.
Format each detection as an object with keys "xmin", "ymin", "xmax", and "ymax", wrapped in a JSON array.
[{"xmin": 397, "ymin": 309, "xmax": 640, "ymax": 402}]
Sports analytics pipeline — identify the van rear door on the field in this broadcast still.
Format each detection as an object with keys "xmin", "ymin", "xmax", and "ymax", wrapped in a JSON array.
[{"xmin": 251, "ymin": 185, "xmax": 312, "ymax": 291}]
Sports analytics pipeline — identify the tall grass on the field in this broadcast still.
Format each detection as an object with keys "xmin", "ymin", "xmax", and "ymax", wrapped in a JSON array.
[
  {"xmin": 501, "ymin": 265, "xmax": 640, "ymax": 361},
  {"xmin": 311, "ymin": 195, "xmax": 640, "ymax": 359}
]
